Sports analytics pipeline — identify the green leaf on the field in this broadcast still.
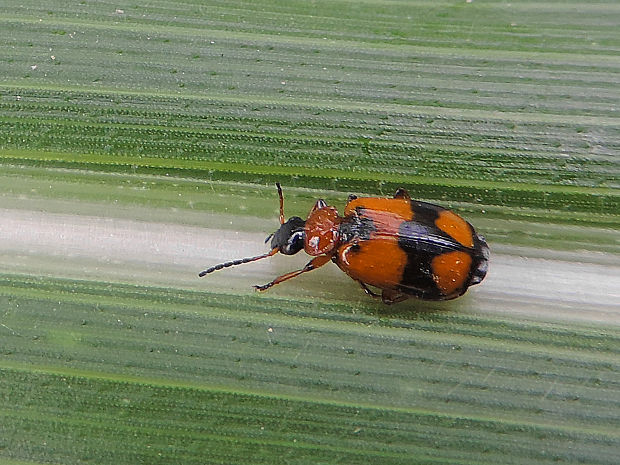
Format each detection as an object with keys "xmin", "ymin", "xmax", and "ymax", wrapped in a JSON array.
[{"xmin": 0, "ymin": 1, "xmax": 618, "ymax": 464}]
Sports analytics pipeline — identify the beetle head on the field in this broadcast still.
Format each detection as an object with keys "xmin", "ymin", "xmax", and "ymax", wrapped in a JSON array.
[
  {"xmin": 267, "ymin": 216, "xmax": 306, "ymax": 255},
  {"xmin": 198, "ymin": 183, "xmax": 307, "ymax": 278}
]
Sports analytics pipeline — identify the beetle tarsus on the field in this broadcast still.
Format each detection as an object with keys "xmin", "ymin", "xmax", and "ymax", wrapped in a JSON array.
[
  {"xmin": 254, "ymin": 283, "xmax": 273, "ymax": 292},
  {"xmin": 381, "ymin": 289, "xmax": 409, "ymax": 305}
]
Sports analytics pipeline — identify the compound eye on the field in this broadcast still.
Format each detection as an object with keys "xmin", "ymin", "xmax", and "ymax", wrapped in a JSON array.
[{"xmin": 281, "ymin": 230, "xmax": 305, "ymax": 255}]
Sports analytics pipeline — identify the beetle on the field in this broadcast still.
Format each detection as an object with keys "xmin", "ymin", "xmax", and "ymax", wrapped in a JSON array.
[{"xmin": 199, "ymin": 183, "xmax": 489, "ymax": 304}]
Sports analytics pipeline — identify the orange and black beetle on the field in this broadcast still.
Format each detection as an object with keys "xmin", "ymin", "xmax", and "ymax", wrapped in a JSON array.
[{"xmin": 199, "ymin": 183, "xmax": 489, "ymax": 304}]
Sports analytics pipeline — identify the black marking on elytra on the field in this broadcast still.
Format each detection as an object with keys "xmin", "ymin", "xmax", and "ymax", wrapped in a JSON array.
[
  {"xmin": 339, "ymin": 210, "xmax": 375, "ymax": 243},
  {"xmin": 408, "ymin": 200, "xmax": 440, "ymax": 224},
  {"xmin": 396, "ymin": 246, "xmax": 442, "ymax": 300},
  {"xmin": 397, "ymin": 221, "xmax": 465, "ymax": 256},
  {"xmin": 396, "ymin": 202, "xmax": 471, "ymax": 300},
  {"xmin": 406, "ymin": 200, "xmax": 475, "ymax": 251}
]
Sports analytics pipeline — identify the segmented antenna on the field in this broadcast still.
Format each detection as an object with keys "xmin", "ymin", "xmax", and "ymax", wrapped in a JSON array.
[
  {"xmin": 199, "ymin": 184, "xmax": 285, "ymax": 278},
  {"xmin": 276, "ymin": 182, "xmax": 285, "ymax": 225},
  {"xmin": 198, "ymin": 248, "xmax": 278, "ymax": 277}
]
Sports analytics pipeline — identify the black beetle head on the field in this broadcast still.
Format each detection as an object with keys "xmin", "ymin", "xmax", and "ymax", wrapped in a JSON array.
[
  {"xmin": 198, "ymin": 183, "xmax": 306, "ymax": 279},
  {"xmin": 267, "ymin": 216, "xmax": 306, "ymax": 255}
]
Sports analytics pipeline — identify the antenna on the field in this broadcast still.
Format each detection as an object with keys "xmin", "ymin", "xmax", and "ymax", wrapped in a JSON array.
[
  {"xmin": 276, "ymin": 182, "xmax": 285, "ymax": 225},
  {"xmin": 198, "ymin": 248, "xmax": 279, "ymax": 277},
  {"xmin": 199, "ymin": 183, "xmax": 285, "ymax": 278}
]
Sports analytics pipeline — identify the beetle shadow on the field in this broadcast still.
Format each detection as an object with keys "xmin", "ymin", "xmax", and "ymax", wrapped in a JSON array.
[
  {"xmin": 352, "ymin": 294, "xmax": 467, "ymax": 320},
  {"xmin": 300, "ymin": 274, "xmax": 473, "ymax": 321}
]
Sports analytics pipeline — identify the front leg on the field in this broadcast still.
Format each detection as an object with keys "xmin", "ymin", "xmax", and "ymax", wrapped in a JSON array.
[
  {"xmin": 393, "ymin": 188, "xmax": 411, "ymax": 200},
  {"xmin": 254, "ymin": 255, "xmax": 332, "ymax": 291}
]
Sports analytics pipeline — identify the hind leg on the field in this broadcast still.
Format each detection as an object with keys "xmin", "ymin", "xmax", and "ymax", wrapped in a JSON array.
[
  {"xmin": 381, "ymin": 289, "xmax": 410, "ymax": 305},
  {"xmin": 357, "ymin": 281, "xmax": 381, "ymax": 299}
]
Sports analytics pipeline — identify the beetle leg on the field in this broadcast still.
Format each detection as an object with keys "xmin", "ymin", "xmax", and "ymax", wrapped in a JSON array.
[
  {"xmin": 357, "ymin": 281, "xmax": 381, "ymax": 299},
  {"xmin": 393, "ymin": 188, "xmax": 411, "ymax": 200},
  {"xmin": 310, "ymin": 199, "xmax": 328, "ymax": 213},
  {"xmin": 254, "ymin": 254, "xmax": 332, "ymax": 291},
  {"xmin": 381, "ymin": 289, "xmax": 410, "ymax": 305}
]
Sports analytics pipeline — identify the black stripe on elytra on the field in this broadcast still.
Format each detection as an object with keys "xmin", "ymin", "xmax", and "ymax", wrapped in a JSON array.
[
  {"xmin": 397, "ymin": 200, "xmax": 472, "ymax": 300},
  {"xmin": 410, "ymin": 199, "xmax": 478, "ymax": 249},
  {"xmin": 399, "ymin": 200, "xmax": 472, "ymax": 254},
  {"xmin": 412, "ymin": 199, "xmax": 489, "ymax": 293},
  {"xmin": 396, "ymin": 222, "xmax": 442, "ymax": 299},
  {"xmin": 408, "ymin": 200, "xmax": 440, "ymax": 224},
  {"xmin": 396, "ymin": 249, "xmax": 443, "ymax": 300}
]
